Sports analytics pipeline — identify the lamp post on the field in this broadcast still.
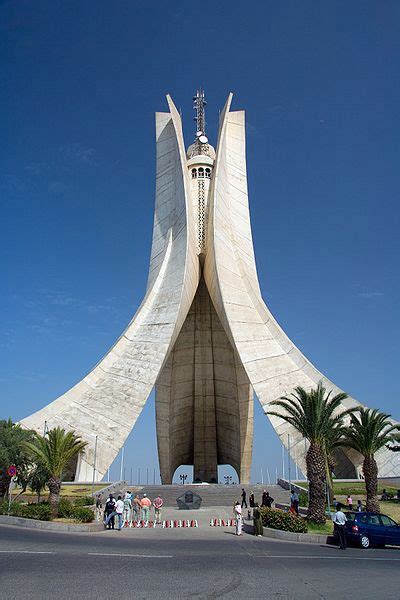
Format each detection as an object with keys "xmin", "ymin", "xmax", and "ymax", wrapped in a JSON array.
[{"xmin": 91, "ymin": 435, "xmax": 98, "ymax": 497}]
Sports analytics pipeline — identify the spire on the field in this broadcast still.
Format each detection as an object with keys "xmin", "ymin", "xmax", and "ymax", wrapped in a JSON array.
[{"xmin": 193, "ymin": 89, "xmax": 207, "ymax": 138}]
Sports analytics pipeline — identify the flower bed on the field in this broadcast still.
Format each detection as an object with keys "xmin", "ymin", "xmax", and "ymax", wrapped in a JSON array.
[{"xmin": 260, "ymin": 507, "xmax": 308, "ymax": 533}]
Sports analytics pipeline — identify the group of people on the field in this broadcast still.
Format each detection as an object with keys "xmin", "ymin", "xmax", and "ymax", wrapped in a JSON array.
[
  {"xmin": 97, "ymin": 491, "xmax": 164, "ymax": 530},
  {"xmin": 333, "ymin": 495, "xmax": 363, "ymax": 512},
  {"xmin": 233, "ymin": 488, "xmax": 274, "ymax": 537},
  {"xmin": 240, "ymin": 488, "xmax": 274, "ymax": 510}
]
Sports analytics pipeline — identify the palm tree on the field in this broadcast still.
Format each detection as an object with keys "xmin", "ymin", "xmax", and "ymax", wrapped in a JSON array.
[
  {"xmin": 267, "ymin": 382, "xmax": 351, "ymax": 524},
  {"xmin": 22, "ymin": 427, "xmax": 87, "ymax": 516},
  {"xmin": 342, "ymin": 408, "xmax": 399, "ymax": 512},
  {"xmin": 0, "ymin": 419, "xmax": 36, "ymax": 500}
]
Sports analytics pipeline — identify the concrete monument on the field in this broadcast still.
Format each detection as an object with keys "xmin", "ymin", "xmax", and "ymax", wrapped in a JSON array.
[{"xmin": 21, "ymin": 92, "xmax": 399, "ymax": 482}]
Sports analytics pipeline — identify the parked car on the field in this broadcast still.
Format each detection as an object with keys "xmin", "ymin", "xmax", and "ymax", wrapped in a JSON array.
[{"xmin": 344, "ymin": 512, "xmax": 400, "ymax": 548}]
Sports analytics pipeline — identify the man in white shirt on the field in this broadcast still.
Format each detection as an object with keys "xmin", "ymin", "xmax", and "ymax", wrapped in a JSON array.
[
  {"xmin": 115, "ymin": 495, "xmax": 125, "ymax": 531},
  {"xmin": 332, "ymin": 504, "xmax": 347, "ymax": 549}
]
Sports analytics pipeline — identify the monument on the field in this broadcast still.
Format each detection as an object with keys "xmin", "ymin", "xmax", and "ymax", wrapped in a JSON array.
[{"xmin": 21, "ymin": 91, "xmax": 399, "ymax": 483}]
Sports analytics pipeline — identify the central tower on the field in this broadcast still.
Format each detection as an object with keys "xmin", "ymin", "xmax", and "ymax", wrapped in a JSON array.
[{"xmin": 155, "ymin": 91, "xmax": 253, "ymax": 483}]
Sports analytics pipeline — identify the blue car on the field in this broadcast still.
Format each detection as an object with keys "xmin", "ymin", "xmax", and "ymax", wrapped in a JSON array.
[{"xmin": 344, "ymin": 512, "xmax": 400, "ymax": 548}]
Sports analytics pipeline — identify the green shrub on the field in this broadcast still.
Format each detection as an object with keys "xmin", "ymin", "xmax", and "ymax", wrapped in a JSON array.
[
  {"xmin": 0, "ymin": 501, "xmax": 52, "ymax": 521},
  {"xmin": 18, "ymin": 502, "xmax": 52, "ymax": 521},
  {"xmin": 71, "ymin": 506, "xmax": 93, "ymax": 522},
  {"xmin": 260, "ymin": 507, "xmax": 308, "ymax": 533},
  {"xmin": 298, "ymin": 492, "xmax": 308, "ymax": 507},
  {"xmin": 58, "ymin": 497, "xmax": 74, "ymax": 518},
  {"xmin": 73, "ymin": 496, "xmax": 94, "ymax": 507}
]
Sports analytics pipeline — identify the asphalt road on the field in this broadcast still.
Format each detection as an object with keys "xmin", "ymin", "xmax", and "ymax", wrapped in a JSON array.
[{"xmin": 0, "ymin": 524, "xmax": 399, "ymax": 599}]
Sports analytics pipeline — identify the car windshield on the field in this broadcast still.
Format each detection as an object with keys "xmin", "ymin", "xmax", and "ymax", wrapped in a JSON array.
[
  {"xmin": 345, "ymin": 513, "xmax": 356, "ymax": 522},
  {"xmin": 381, "ymin": 515, "xmax": 397, "ymax": 527}
]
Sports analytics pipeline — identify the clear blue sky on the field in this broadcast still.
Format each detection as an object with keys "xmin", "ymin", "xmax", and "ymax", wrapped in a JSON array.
[{"xmin": 1, "ymin": 1, "xmax": 399, "ymax": 484}]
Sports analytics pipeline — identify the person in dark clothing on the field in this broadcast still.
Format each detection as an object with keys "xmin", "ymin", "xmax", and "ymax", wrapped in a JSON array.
[
  {"xmin": 104, "ymin": 495, "xmax": 116, "ymax": 530},
  {"xmin": 262, "ymin": 490, "xmax": 274, "ymax": 508},
  {"xmin": 249, "ymin": 492, "xmax": 255, "ymax": 508},
  {"xmin": 253, "ymin": 503, "xmax": 263, "ymax": 536},
  {"xmin": 241, "ymin": 488, "xmax": 247, "ymax": 508}
]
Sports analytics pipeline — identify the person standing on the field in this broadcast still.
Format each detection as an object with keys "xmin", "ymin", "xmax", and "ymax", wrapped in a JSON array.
[
  {"xmin": 140, "ymin": 493, "xmax": 152, "ymax": 521},
  {"xmin": 249, "ymin": 491, "xmax": 255, "ymax": 508},
  {"xmin": 234, "ymin": 501, "xmax": 242, "ymax": 536},
  {"xmin": 332, "ymin": 505, "xmax": 347, "ymax": 549},
  {"xmin": 132, "ymin": 494, "xmax": 141, "ymax": 523},
  {"xmin": 357, "ymin": 499, "xmax": 363, "ymax": 512},
  {"xmin": 253, "ymin": 503, "xmax": 263, "ymax": 537},
  {"xmin": 241, "ymin": 488, "xmax": 247, "ymax": 509},
  {"xmin": 262, "ymin": 491, "xmax": 274, "ymax": 508},
  {"xmin": 115, "ymin": 495, "xmax": 124, "ymax": 530},
  {"xmin": 291, "ymin": 489, "xmax": 299, "ymax": 515},
  {"xmin": 122, "ymin": 493, "xmax": 132, "ymax": 527},
  {"xmin": 153, "ymin": 495, "xmax": 163, "ymax": 523},
  {"xmin": 104, "ymin": 495, "xmax": 116, "ymax": 530},
  {"xmin": 347, "ymin": 495, "xmax": 353, "ymax": 510}
]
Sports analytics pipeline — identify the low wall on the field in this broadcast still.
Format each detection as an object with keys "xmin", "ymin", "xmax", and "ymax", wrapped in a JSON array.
[
  {"xmin": 0, "ymin": 514, "xmax": 103, "ymax": 532},
  {"xmin": 277, "ymin": 479, "xmax": 308, "ymax": 494}
]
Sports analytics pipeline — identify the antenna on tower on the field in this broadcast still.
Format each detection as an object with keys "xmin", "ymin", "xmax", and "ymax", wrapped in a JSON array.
[{"xmin": 193, "ymin": 89, "xmax": 207, "ymax": 138}]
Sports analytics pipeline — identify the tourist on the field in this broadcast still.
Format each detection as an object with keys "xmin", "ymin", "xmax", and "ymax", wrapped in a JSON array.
[
  {"xmin": 141, "ymin": 493, "xmax": 152, "ymax": 521},
  {"xmin": 332, "ymin": 504, "xmax": 347, "ymax": 549},
  {"xmin": 104, "ymin": 494, "xmax": 116, "ymax": 530},
  {"xmin": 347, "ymin": 495, "xmax": 353, "ymax": 510},
  {"xmin": 357, "ymin": 500, "xmax": 363, "ymax": 512},
  {"xmin": 115, "ymin": 495, "xmax": 124, "ymax": 530},
  {"xmin": 122, "ymin": 493, "xmax": 132, "ymax": 527},
  {"xmin": 253, "ymin": 503, "xmax": 263, "ymax": 537},
  {"xmin": 241, "ymin": 488, "xmax": 247, "ymax": 509},
  {"xmin": 153, "ymin": 495, "xmax": 163, "ymax": 523},
  {"xmin": 234, "ymin": 501, "xmax": 242, "ymax": 535},
  {"xmin": 262, "ymin": 490, "xmax": 273, "ymax": 508},
  {"xmin": 249, "ymin": 491, "xmax": 255, "ymax": 508},
  {"xmin": 132, "ymin": 494, "xmax": 141, "ymax": 522},
  {"xmin": 124, "ymin": 490, "xmax": 132, "ymax": 501},
  {"xmin": 291, "ymin": 489, "xmax": 299, "ymax": 515},
  {"xmin": 95, "ymin": 495, "xmax": 102, "ymax": 521}
]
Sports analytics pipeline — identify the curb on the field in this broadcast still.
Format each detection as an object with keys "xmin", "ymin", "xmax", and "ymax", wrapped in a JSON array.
[
  {"xmin": 261, "ymin": 525, "xmax": 335, "ymax": 545},
  {"xmin": 0, "ymin": 514, "xmax": 104, "ymax": 533}
]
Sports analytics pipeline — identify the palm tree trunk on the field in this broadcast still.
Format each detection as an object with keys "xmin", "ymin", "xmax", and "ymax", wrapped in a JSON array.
[
  {"xmin": 47, "ymin": 476, "xmax": 61, "ymax": 517},
  {"xmin": 363, "ymin": 455, "xmax": 380, "ymax": 512},
  {"xmin": 306, "ymin": 442, "xmax": 327, "ymax": 523}
]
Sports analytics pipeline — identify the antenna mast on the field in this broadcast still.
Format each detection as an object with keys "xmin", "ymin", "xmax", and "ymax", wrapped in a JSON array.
[{"xmin": 193, "ymin": 89, "xmax": 207, "ymax": 137}]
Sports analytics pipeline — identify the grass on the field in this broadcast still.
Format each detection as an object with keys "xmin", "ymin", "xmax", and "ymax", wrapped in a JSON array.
[
  {"xmin": 307, "ymin": 521, "xmax": 334, "ymax": 536},
  {"xmin": 14, "ymin": 483, "xmax": 105, "ymax": 500},
  {"xmin": 294, "ymin": 481, "xmax": 398, "ymax": 497}
]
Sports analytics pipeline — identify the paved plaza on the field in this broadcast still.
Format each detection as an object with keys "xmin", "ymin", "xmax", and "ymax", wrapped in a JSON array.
[{"xmin": 1, "ymin": 522, "xmax": 399, "ymax": 599}]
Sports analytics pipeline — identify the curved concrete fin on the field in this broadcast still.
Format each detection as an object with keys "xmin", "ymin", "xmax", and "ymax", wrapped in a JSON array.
[
  {"xmin": 205, "ymin": 98, "xmax": 400, "ymax": 477},
  {"xmin": 20, "ymin": 99, "xmax": 199, "ymax": 481}
]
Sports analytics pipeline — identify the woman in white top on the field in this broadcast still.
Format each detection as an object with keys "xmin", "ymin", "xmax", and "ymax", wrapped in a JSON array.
[{"xmin": 234, "ymin": 502, "xmax": 242, "ymax": 536}]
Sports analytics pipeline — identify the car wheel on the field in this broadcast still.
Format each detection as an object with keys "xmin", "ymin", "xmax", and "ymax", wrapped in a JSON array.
[{"xmin": 360, "ymin": 535, "xmax": 370, "ymax": 549}]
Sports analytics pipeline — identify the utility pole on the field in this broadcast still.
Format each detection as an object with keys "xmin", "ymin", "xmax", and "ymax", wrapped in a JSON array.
[
  {"xmin": 120, "ymin": 446, "xmax": 124, "ymax": 481},
  {"xmin": 91, "ymin": 435, "xmax": 98, "ymax": 497},
  {"xmin": 282, "ymin": 443, "xmax": 285, "ymax": 480},
  {"xmin": 288, "ymin": 433, "xmax": 291, "ymax": 491},
  {"xmin": 146, "ymin": 467, "xmax": 149, "ymax": 485},
  {"xmin": 138, "ymin": 467, "xmax": 141, "ymax": 485}
]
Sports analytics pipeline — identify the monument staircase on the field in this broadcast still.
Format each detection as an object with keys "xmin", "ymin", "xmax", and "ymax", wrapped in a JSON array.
[{"xmin": 100, "ymin": 483, "xmax": 290, "ymax": 508}]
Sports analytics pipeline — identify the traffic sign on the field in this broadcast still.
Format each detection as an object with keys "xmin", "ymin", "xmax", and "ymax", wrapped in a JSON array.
[{"xmin": 7, "ymin": 465, "xmax": 17, "ymax": 477}]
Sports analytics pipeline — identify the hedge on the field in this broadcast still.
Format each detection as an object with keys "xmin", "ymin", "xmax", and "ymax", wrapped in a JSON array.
[
  {"xmin": 73, "ymin": 496, "xmax": 94, "ymax": 507},
  {"xmin": 260, "ymin": 507, "xmax": 308, "ymax": 533},
  {"xmin": 0, "ymin": 499, "xmax": 93, "ymax": 523},
  {"xmin": 58, "ymin": 498, "xmax": 93, "ymax": 522},
  {"xmin": 0, "ymin": 501, "xmax": 52, "ymax": 521}
]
